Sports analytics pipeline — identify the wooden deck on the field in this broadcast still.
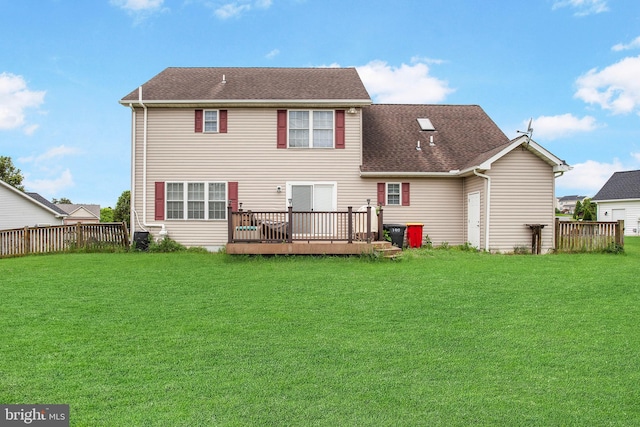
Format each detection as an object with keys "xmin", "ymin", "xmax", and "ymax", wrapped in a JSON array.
[
  {"xmin": 226, "ymin": 240, "xmax": 400, "ymax": 256},
  {"xmin": 225, "ymin": 205, "xmax": 396, "ymax": 256}
]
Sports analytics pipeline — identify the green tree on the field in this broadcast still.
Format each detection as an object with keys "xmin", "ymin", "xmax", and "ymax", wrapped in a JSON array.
[
  {"xmin": 100, "ymin": 207, "xmax": 114, "ymax": 222},
  {"xmin": 52, "ymin": 197, "xmax": 72, "ymax": 204},
  {"xmin": 0, "ymin": 156, "xmax": 25, "ymax": 191},
  {"xmin": 573, "ymin": 200, "xmax": 582, "ymax": 219},
  {"xmin": 114, "ymin": 190, "xmax": 130, "ymax": 229}
]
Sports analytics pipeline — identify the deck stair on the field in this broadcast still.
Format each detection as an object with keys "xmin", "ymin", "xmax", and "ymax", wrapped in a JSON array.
[{"xmin": 372, "ymin": 241, "xmax": 403, "ymax": 259}]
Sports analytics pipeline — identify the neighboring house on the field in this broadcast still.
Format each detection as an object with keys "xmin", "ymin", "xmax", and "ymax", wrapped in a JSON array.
[
  {"xmin": 0, "ymin": 179, "xmax": 67, "ymax": 230},
  {"xmin": 556, "ymin": 195, "xmax": 587, "ymax": 214},
  {"xmin": 592, "ymin": 169, "xmax": 640, "ymax": 236},
  {"xmin": 120, "ymin": 67, "xmax": 571, "ymax": 253},
  {"xmin": 56, "ymin": 204, "xmax": 101, "ymax": 224}
]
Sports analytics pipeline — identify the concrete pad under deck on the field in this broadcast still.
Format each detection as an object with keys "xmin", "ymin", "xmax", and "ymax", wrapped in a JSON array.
[{"xmin": 226, "ymin": 241, "xmax": 380, "ymax": 255}]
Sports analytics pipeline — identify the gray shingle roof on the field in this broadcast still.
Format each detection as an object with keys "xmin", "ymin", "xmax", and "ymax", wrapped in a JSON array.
[
  {"xmin": 592, "ymin": 170, "xmax": 640, "ymax": 201},
  {"xmin": 121, "ymin": 67, "xmax": 372, "ymax": 103},
  {"xmin": 56, "ymin": 204, "xmax": 101, "ymax": 218},
  {"xmin": 362, "ymin": 104, "xmax": 511, "ymax": 173},
  {"xmin": 26, "ymin": 193, "xmax": 68, "ymax": 215}
]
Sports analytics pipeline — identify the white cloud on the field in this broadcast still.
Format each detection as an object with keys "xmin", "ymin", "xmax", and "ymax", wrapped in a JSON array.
[
  {"xmin": 19, "ymin": 145, "xmax": 81, "ymax": 164},
  {"xmin": 552, "ymin": 0, "xmax": 609, "ymax": 16},
  {"xmin": 612, "ymin": 36, "xmax": 640, "ymax": 52},
  {"xmin": 556, "ymin": 159, "xmax": 625, "ymax": 196},
  {"xmin": 0, "ymin": 72, "xmax": 45, "ymax": 132},
  {"xmin": 529, "ymin": 114, "xmax": 599, "ymax": 140},
  {"xmin": 265, "ymin": 49, "xmax": 280, "ymax": 59},
  {"xmin": 110, "ymin": 0, "xmax": 163, "ymax": 11},
  {"xmin": 214, "ymin": 0, "xmax": 272, "ymax": 19},
  {"xmin": 23, "ymin": 169, "xmax": 75, "ymax": 198},
  {"xmin": 356, "ymin": 60, "xmax": 454, "ymax": 103},
  {"xmin": 410, "ymin": 55, "xmax": 447, "ymax": 66},
  {"xmin": 575, "ymin": 55, "xmax": 640, "ymax": 114}
]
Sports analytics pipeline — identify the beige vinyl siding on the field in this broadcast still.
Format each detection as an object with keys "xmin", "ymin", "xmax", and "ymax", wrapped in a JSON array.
[
  {"xmin": 487, "ymin": 147, "xmax": 556, "ymax": 253},
  {"xmin": 132, "ymin": 107, "xmax": 366, "ymax": 247},
  {"xmin": 372, "ymin": 178, "xmax": 464, "ymax": 246}
]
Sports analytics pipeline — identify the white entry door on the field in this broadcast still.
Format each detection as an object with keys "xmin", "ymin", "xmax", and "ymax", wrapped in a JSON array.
[{"xmin": 468, "ymin": 192, "xmax": 481, "ymax": 249}]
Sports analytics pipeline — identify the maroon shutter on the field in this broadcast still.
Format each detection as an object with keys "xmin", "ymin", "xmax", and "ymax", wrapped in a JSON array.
[
  {"xmin": 155, "ymin": 182, "xmax": 165, "ymax": 220},
  {"xmin": 277, "ymin": 110, "xmax": 287, "ymax": 149},
  {"xmin": 219, "ymin": 110, "xmax": 227, "ymax": 133},
  {"xmin": 402, "ymin": 182, "xmax": 410, "ymax": 206},
  {"xmin": 228, "ymin": 181, "xmax": 239, "ymax": 211},
  {"xmin": 377, "ymin": 183, "xmax": 386, "ymax": 206},
  {"xmin": 335, "ymin": 110, "xmax": 345, "ymax": 149},
  {"xmin": 195, "ymin": 110, "xmax": 203, "ymax": 133}
]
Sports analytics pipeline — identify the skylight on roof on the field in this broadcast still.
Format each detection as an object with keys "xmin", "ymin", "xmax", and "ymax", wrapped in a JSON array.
[{"xmin": 417, "ymin": 118, "xmax": 435, "ymax": 131}]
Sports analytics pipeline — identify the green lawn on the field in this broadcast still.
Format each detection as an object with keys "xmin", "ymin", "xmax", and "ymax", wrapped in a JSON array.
[{"xmin": 1, "ymin": 239, "xmax": 639, "ymax": 426}]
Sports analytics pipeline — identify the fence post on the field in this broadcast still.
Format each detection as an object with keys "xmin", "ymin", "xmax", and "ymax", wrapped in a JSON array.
[
  {"xmin": 24, "ymin": 226, "xmax": 30, "ymax": 255},
  {"xmin": 76, "ymin": 222, "xmax": 83, "ymax": 248},
  {"xmin": 554, "ymin": 217, "xmax": 560, "ymax": 251},
  {"xmin": 616, "ymin": 220, "xmax": 624, "ymax": 247}
]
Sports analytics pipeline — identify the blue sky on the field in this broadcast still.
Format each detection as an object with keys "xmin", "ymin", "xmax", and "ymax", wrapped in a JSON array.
[{"xmin": 1, "ymin": 0, "xmax": 639, "ymax": 207}]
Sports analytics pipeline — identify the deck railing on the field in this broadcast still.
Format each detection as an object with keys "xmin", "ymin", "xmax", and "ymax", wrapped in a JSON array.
[
  {"xmin": 555, "ymin": 218, "xmax": 624, "ymax": 252},
  {"xmin": 0, "ymin": 223, "xmax": 130, "ymax": 258},
  {"xmin": 228, "ymin": 205, "xmax": 382, "ymax": 244}
]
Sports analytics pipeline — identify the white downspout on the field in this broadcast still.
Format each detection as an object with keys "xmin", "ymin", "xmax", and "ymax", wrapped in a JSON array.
[
  {"xmin": 135, "ymin": 86, "xmax": 165, "ymax": 234},
  {"xmin": 474, "ymin": 169, "xmax": 491, "ymax": 251},
  {"xmin": 128, "ymin": 103, "xmax": 137, "ymax": 235}
]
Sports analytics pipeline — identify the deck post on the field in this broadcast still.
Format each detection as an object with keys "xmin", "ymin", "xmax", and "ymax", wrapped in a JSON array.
[
  {"xmin": 377, "ymin": 205, "xmax": 384, "ymax": 241},
  {"xmin": 227, "ymin": 201, "xmax": 233, "ymax": 243},
  {"xmin": 347, "ymin": 206, "xmax": 353, "ymax": 243},
  {"xmin": 287, "ymin": 205, "xmax": 293, "ymax": 243},
  {"xmin": 366, "ymin": 205, "xmax": 372, "ymax": 243}
]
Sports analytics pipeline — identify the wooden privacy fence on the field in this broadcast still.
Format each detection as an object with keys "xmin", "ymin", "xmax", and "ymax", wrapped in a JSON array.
[
  {"xmin": 0, "ymin": 223, "xmax": 129, "ymax": 258},
  {"xmin": 555, "ymin": 218, "xmax": 623, "ymax": 252}
]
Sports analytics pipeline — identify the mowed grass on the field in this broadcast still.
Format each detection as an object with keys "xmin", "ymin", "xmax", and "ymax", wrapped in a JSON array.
[{"xmin": 1, "ymin": 239, "xmax": 640, "ymax": 426}]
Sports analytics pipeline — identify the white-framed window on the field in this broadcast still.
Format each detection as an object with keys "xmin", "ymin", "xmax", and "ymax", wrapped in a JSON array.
[
  {"xmin": 166, "ymin": 183, "xmax": 184, "ymax": 219},
  {"xmin": 204, "ymin": 110, "xmax": 218, "ymax": 132},
  {"xmin": 166, "ymin": 181, "xmax": 227, "ymax": 220},
  {"xmin": 387, "ymin": 183, "xmax": 401, "ymax": 206},
  {"xmin": 208, "ymin": 183, "xmax": 226, "ymax": 220},
  {"xmin": 288, "ymin": 110, "xmax": 334, "ymax": 148}
]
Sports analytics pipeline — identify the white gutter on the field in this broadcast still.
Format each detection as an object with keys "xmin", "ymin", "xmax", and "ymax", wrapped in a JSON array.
[{"xmin": 473, "ymin": 169, "xmax": 491, "ymax": 252}]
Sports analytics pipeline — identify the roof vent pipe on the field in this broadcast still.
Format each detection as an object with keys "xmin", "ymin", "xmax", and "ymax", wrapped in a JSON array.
[
  {"xmin": 429, "ymin": 136, "xmax": 435, "ymax": 146},
  {"xmin": 222, "ymin": 74, "xmax": 226, "ymax": 84},
  {"xmin": 416, "ymin": 140, "xmax": 421, "ymax": 151}
]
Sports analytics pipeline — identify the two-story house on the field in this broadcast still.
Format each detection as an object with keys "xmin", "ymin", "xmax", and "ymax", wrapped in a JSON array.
[{"xmin": 120, "ymin": 67, "xmax": 570, "ymax": 253}]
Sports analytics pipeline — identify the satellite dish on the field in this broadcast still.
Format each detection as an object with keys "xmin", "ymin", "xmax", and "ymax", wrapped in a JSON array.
[{"xmin": 526, "ymin": 117, "xmax": 533, "ymax": 133}]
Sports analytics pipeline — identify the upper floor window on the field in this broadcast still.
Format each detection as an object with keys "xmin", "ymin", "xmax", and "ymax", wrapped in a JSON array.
[
  {"xmin": 387, "ymin": 183, "xmax": 401, "ymax": 205},
  {"xmin": 204, "ymin": 110, "xmax": 218, "ymax": 132},
  {"xmin": 289, "ymin": 110, "xmax": 334, "ymax": 148}
]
